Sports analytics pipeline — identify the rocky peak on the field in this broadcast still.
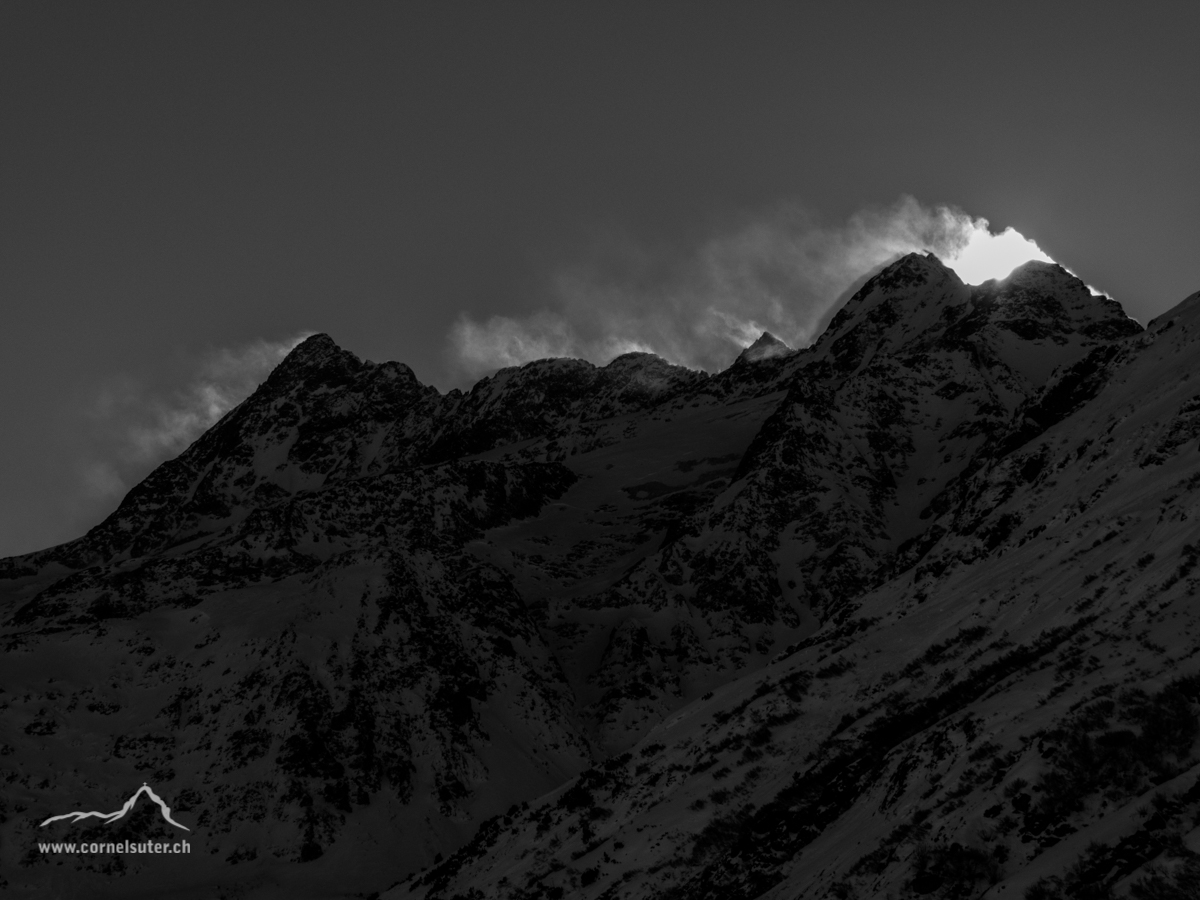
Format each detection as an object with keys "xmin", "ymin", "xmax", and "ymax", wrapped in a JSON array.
[
  {"xmin": 600, "ymin": 351, "xmax": 703, "ymax": 393},
  {"xmin": 961, "ymin": 261, "xmax": 1142, "ymax": 384},
  {"xmin": 1001, "ymin": 258, "xmax": 1074, "ymax": 285},
  {"xmin": 812, "ymin": 252, "xmax": 969, "ymax": 374},
  {"xmin": 264, "ymin": 332, "xmax": 366, "ymax": 389},
  {"xmin": 873, "ymin": 250, "xmax": 958, "ymax": 290},
  {"xmin": 974, "ymin": 261, "xmax": 1137, "ymax": 333},
  {"xmin": 601, "ymin": 350, "xmax": 669, "ymax": 375},
  {"xmin": 736, "ymin": 331, "xmax": 792, "ymax": 364}
]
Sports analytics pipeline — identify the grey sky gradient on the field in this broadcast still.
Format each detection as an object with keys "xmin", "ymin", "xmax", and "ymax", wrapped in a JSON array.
[{"xmin": 2, "ymin": 2, "xmax": 1198, "ymax": 557}]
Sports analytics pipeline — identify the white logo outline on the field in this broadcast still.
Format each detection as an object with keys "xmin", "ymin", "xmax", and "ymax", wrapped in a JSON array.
[{"xmin": 39, "ymin": 782, "xmax": 191, "ymax": 832}]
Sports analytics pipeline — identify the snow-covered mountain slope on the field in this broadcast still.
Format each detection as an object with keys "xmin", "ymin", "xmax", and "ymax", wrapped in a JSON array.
[
  {"xmin": 3, "ymin": 252, "xmax": 1186, "ymax": 900},
  {"xmin": 400, "ymin": 283, "xmax": 1200, "ymax": 900},
  {"xmin": 503, "ymin": 255, "xmax": 1142, "ymax": 759}
]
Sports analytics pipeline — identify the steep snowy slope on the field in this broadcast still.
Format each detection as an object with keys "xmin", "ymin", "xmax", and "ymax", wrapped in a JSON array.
[
  {"xmin": 0, "ymin": 333, "xmax": 753, "ymax": 896},
  {"xmin": 1, "ymin": 459, "xmax": 593, "ymax": 896},
  {"xmin": 502, "ymin": 255, "xmax": 1141, "ymax": 759},
  {"xmin": 402, "ymin": 289, "xmax": 1200, "ymax": 900}
]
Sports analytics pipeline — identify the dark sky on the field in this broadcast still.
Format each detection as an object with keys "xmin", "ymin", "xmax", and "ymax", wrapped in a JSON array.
[{"xmin": 2, "ymin": 2, "xmax": 1198, "ymax": 557}]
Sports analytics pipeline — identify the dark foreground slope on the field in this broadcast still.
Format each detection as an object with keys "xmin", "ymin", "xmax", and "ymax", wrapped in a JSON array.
[{"xmin": 5, "ymin": 253, "xmax": 1188, "ymax": 900}]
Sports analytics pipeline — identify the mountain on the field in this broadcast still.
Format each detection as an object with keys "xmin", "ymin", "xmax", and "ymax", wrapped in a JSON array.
[
  {"xmin": 735, "ymin": 332, "xmax": 793, "ymax": 364},
  {"xmin": 5, "ymin": 252, "xmax": 1199, "ymax": 899}
]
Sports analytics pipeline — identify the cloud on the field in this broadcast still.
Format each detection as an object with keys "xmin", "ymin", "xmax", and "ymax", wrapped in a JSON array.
[
  {"xmin": 447, "ymin": 195, "xmax": 1048, "ymax": 376},
  {"xmin": 79, "ymin": 333, "xmax": 312, "ymax": 504}
]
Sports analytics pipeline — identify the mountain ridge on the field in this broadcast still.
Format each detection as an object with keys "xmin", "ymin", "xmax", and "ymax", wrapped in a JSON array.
[{"xmin": 3, "ymin": 251, "xmax": 1191, "ymax": 900}]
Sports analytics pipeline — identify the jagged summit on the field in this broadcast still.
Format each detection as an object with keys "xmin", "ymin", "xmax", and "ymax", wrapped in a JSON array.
[
  {"xmin": 999, "ymin": 257, "xmax": 1071, "ymax": 282},
  {"xmin": 968, "ymin": 258, "xmax": 1141, "ymax": 351},
  {"xmin": 265, "ymin": 331, "xmax": 364, "ymax": 387},
  {"xmin": 276, "ymin": 331, "xmax": 339, "ymax": 365},
  {"xmin": 828, "ymin": 250, "xmax": 964, "ymax": 320},
  {"xmin": 893, "ymin": 249, "xmax": 958, "ymax": 275},
  {"xmin": 809, "ymin": 250, "xmax": 969, "ymax": 371},
  {"xmin": 598, "ymin": 350, "xmax": 702, "ymax": 396},
  {"xmin": 289, "ymin": 330, "xmax": 337, "ymax": 354},
  {"xmin": 736, "ymin": 331, "xmax": 792, "ymax": 364},
  {"xmin": 984, "ymin": 259, "xmax": 1090, "ymax": 299}
]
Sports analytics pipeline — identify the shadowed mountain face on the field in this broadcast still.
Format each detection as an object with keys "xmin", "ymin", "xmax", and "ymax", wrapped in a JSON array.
[{"xmin": 8, "ymin": 253, "xmax": 1197, "ymax": 900}]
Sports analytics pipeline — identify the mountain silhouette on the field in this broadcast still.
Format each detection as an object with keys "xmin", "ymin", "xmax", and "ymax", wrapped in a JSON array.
[
  {"xmin": 5, "ymin": 253, "xmax": 1200, "ymax": 898},
  {"xmin": 40, "ymin": 783, "xmax": 190, "ymax": 831}
]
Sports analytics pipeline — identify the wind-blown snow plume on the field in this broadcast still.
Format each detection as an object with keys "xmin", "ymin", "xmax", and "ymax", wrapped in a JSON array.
[
  {"xmin": 78, "ymin": 333, "xmax": 313, "ymax": 504},
  {"xmin": 450, "ymin": 196, "xmax": 1055, "ymax": 375}
]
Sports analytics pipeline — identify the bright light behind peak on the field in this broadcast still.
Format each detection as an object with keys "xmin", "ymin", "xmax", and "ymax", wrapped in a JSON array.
[{"xmin": 944, "ymin": 224, "xmax": 1055, "ymax": 285}]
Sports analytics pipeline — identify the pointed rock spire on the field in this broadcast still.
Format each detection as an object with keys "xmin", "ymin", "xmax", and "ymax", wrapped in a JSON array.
[
  {"xmin": 266, "ymin": 332, "xmax": 364, "ymax": 388},
  {"xmin": 737, "ymin": 331, "xmax": 793, "ymax": 364}
]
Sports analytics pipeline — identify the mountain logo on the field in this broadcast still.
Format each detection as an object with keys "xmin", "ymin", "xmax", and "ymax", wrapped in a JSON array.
[{"xmin": 40, "ymin": 783, "xmax": 191, "ymax": 832}]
